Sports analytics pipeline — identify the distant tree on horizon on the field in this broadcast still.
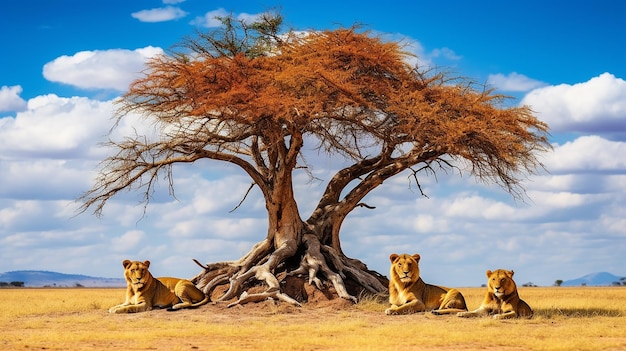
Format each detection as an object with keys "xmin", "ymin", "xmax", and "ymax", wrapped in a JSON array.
[
  {"xmin": 554, "ymin": 279, "xmax": 563, "ymax": 287},
  {"xmin": 79, "ymin": 12, "xmax": 551, "ymax": 306}
]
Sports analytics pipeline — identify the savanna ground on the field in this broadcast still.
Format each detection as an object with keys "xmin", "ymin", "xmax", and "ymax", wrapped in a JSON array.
[{"xmin": 1, "ymin": 286, "xmax": 625, "ymax": 350}]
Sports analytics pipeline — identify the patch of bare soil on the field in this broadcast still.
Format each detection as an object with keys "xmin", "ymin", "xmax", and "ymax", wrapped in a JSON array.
[{"xmin": 199, "ymin": 275, "xmax": 362, "ymax": 321}]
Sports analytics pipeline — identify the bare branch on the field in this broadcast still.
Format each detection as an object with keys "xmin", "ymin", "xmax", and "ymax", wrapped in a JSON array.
[{"xmin": 229, "ymin": 183, "xmax": 256, "ymax": 213}]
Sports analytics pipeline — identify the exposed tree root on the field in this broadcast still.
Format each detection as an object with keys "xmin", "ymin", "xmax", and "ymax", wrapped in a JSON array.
[
  {"xmin": 191, "ymin": 234, "xmax": 387, "ymax": 307},
  {"xmin": 227, "ymin": 290, "xmax": 302, "ymax": 308},
  {"xmin": 320, "ymin": 245, "xmax": 386, "ymax": 294},
  {"xmin": 287, "ymin": 234, "xmax": 358, "ymax": 303}
]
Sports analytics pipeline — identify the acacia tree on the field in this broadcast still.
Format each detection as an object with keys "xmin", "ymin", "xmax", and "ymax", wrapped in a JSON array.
[{"xmin": 80, "ymin": 14, "xmax": 550, "ymax": 306}]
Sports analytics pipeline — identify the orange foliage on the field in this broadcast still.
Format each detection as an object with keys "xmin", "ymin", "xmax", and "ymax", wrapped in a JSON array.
[
  {"xmin": 127, "ymin": 28, "xmax": 547, "ymax": 143},
  {"xmin": 94, "ymin": 20, "xmax": 549, "ymax": 215}
]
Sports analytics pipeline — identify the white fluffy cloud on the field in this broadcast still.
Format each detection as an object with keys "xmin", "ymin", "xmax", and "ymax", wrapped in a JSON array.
[
  {"xmin": 42, "ymin": 47, "xmax": 164, "ymax": 91},
  {"xmin": 384, "ymin": 35, "xmax": 461, "ymax": 70},
  {"xmin": 0, "ymin": 85, "xmax": 27, "ymax": 112},
  {"xmin": 0, "ymin": 94, "xmax": 114, "ymax": 158},
  {"xmin": 131, "ymin": 6, "xmax": 188, "ymax": 23},
  {"xmin": 235, "ymin": 12, "xmax": 265, "ymax": 25},
  {"xmin": 547, "ymin": 136, "xmax": 626, "ymax": 173},
  {"xmin": 190, "ymin": 9, "xmax": 264, "ymax": 28},
  {"xmin": 0, "ymin": 159, "xmax": 93, "ymax": 200},
  {"xmin": 521, "ymin": 73, "xmax": 626, "ymax": 134},
  {"xmin": 189, "ymin": 8, "xmax": 229, "ymax": 27},
  {"xmin": 111, "ymin": 230, "xmax": 146, "ymax": 251},
  {"xmin": 487, "ymin": 72, "xmax": 547, "ymax": 92},
  {"xmin": 430, "ymin": 47, "xmax": 462, "ymax": 61}
]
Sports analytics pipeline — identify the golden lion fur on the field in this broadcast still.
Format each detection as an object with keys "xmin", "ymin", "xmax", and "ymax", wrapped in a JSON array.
[
  {"xmin": 457, "ymin": 269, "xmax": 533, "ymax": 319},
  {"xmin": 109, "ymin": 260, "xmax": 209, "ymax": 313},
  {"xmin": 385, "ymin": 253, "xmax": 467, "ymax": 315}
]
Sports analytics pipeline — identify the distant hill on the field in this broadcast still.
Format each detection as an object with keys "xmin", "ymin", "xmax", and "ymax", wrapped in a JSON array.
[
  {"xmin": 0, "ymin": 270, "xmax": 126, "ymax": 288},
  {"xmin": 561, "ymin": 272, "xmax": 624, "ymax": 287}
]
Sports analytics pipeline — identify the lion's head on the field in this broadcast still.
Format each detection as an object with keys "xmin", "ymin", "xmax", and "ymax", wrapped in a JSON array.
[
  {"xmin": 487, "ymin": 269, "xmax": 517, "ymax": 298},
  {"xmin": 389, "ymin": 253, "xmax": 421, "ymax": 284},
  {"xmin": 123, "ymin": 259, "xmax": 152, "ymax": 289}
]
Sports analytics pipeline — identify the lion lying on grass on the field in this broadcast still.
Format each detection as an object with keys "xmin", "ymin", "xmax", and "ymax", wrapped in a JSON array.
[
  {"xmin": 457, "ymin": 269, "xmax": 533, "ymax": 319},
  {"xmin": 385, "ymin": 253, "xmax": 467, "ymax": 315},
  {"xmin": 109, "ymin": 260, "xmax": 209, "ymax": 314}
]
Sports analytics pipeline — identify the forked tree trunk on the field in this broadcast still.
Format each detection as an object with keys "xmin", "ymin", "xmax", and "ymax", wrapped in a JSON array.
[
  {"xmin": 190, "ymin": 133, "xmax": 389, "ymax": 307},
  {"xmin": 190, "ymin": 198, "xmax": 388, "ymax": 307}
]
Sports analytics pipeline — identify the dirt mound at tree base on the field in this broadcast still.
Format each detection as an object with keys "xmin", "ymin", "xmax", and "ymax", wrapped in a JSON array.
[{"xmin": 210, "ymin": 274, "xmax": 387, "ymax": 309}]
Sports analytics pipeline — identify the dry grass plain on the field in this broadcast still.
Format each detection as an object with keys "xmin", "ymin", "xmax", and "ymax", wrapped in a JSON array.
[{"xmin": 1, "ymin": 286, "xmax": 625, "ymax": 350}]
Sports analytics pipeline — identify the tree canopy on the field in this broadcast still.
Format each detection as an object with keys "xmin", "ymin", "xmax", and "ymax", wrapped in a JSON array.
[{"xmin": 80, "ymin": 13, "xmax": 550, "ymax": 305}]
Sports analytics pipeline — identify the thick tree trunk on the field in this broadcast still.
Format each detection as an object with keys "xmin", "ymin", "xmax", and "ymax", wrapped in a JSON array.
[{"xmin": 190, "ymin": 136, "xmax": 389, "ymax": 307}]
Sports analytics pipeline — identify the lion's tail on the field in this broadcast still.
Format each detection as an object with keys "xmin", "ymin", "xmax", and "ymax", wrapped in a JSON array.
[
  {"xmin": 191, "ymin": 295, "xmax": 210, "ymax": 308},
  {"xmin": 436, "ymin": 288, "xmax": 467, "ymax": 314}
]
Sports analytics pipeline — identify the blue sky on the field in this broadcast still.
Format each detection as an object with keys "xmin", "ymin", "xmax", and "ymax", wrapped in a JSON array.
[{"xmin": 1, "ymin": 0, "xmax": 625, "ymax": 287}]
